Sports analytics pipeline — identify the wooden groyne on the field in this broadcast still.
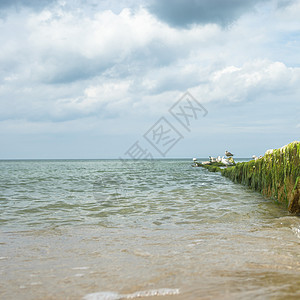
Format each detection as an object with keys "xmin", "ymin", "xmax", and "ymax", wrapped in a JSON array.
[{"xmin": 201, "ymin": 141, "xmax": 300, "ymax": 214}]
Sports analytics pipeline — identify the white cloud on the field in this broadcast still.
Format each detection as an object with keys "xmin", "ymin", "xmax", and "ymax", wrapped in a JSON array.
[
  {"xmin": 55, "ymin": 80, "xmax": 132, "ymax": 117},
  {"xmin": 0, "ymin": 5, "xmax": 224, "ymax": 122},
  {"xmin": 0, "ymin": 0, "xmax": 300, "ymax": 157},
  {"xmin": 191, "ymin": 60, "xmax": 300, "ymax": 103},
  {"xmin": 0, "ymin": 6, "xmax": 220, "ymax": 87}
]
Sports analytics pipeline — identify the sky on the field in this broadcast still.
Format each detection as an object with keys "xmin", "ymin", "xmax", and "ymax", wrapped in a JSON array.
[{"xmin": 0, "ymin": 0, "xmax": 299, "ymax": 159}]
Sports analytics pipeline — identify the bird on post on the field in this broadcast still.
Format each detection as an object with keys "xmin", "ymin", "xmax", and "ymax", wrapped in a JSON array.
[{"xmin": 225, "ymin": 150, "xmax": 234, "ymax": 157}]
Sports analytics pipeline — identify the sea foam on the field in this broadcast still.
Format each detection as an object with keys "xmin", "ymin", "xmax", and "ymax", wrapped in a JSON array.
[
  {"xmin": 83, "ymin": 288, "xmax": 180, "ymax": 300},
  {"xmin": 291, "ymin": 226, "xmax": 300, "ymax": 239}
]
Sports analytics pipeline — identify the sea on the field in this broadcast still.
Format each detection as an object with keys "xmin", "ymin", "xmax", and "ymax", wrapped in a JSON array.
[{"xmin": 0, "ymin": 159, "xmax": 299, "ymax": 300}]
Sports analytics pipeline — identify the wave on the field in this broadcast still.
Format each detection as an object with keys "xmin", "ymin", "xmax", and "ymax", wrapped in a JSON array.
[{"xmin": 83, "ymin": 288, "xmax": 180, "ymax": 300}]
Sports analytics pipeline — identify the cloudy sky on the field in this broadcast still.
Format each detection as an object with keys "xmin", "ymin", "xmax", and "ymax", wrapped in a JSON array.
[{"xmin": 0, "ymin": 0, "xmax": 299, "ymax": 159}]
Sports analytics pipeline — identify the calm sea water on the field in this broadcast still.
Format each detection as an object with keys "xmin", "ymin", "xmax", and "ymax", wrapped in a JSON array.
[{"xmin": 0, "ymin": 159, "xmax": 299, "ymax": 300}]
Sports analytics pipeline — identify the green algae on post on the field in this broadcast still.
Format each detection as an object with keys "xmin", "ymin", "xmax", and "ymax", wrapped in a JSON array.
[{"xmin": 200, "ymin": 141, "xmax": 300, "ymax": 214}]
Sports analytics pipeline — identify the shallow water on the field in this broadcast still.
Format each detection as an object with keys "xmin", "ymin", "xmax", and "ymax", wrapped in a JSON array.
[{"xmin": 0, "ymin": 160, "xmax": 299, "ymax": 299}]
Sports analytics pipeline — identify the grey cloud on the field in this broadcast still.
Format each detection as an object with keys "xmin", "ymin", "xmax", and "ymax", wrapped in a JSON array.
[
  {"xmin": 0, "ymin": 0, "xmax": 56, "ymax": 10},
  {"xmin": 0, "ymin": 0, "xmax": 142, "ymax": 14},
  {"xmin": 148, "ymin": 0, "xmax": 263, "ymax": 28},
  {"xmin": 22, "ymin": 40, "xmax": 191, "ymax": 85},
  {"xmin": 276, "ymin": 0, "xmax": 296, "ymax": 8},
  {"xmin": 40, "ymin": 57, "xmax": 113, "ymax": 85}
]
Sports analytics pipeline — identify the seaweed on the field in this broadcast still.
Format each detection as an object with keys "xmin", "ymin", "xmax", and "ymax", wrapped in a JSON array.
[{"xmin": 202, "ymin": 142, "xmax": 300, "ymax": 214}]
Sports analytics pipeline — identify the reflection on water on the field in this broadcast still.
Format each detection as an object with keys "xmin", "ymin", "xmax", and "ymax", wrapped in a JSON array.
[{"xmin": 0, "ymin": 160, "xmax": 299, "ymax": 299}]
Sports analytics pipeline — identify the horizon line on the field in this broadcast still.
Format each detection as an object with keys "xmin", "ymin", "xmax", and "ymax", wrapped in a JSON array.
[{"xmin": 0, "ymin": 157, "xmax": 252, "ymax": 161}]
